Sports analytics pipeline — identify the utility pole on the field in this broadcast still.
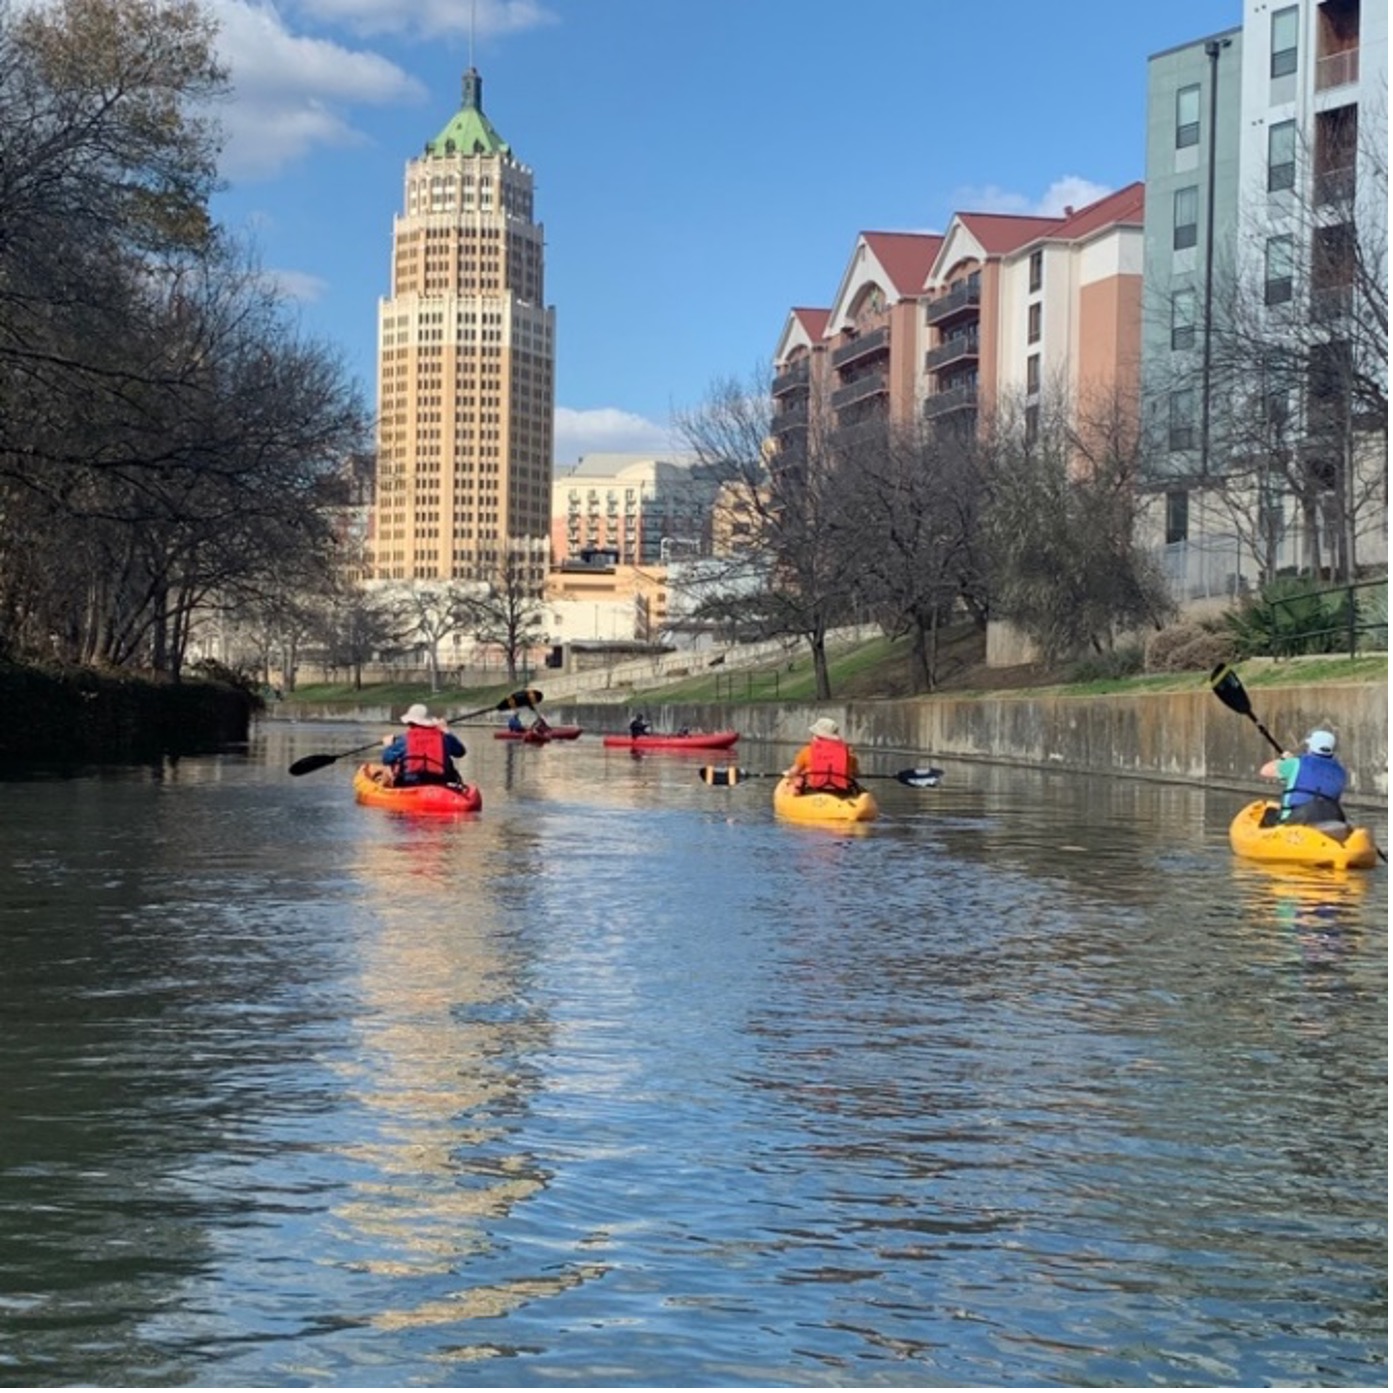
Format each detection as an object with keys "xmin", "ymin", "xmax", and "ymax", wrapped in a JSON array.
[{"xmin": 1200, "ymin": 36, "xmax": 1232, "ymax": 477}]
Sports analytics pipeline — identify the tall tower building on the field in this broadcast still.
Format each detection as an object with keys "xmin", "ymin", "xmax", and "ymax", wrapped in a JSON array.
[{"xmin": 371, "ymin": 68, "xmax": 555, "ymax": 585}]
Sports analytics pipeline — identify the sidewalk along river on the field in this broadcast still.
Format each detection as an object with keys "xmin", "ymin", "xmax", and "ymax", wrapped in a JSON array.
[{"xmin": 0, "ymin": 723, "xmax": 1384, "ymax": 1386}]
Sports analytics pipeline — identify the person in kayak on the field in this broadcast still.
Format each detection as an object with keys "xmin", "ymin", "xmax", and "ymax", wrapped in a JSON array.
[
  {"xmin": 629, "ymin": 713, "xmax": 651, "ymax": 738},
  {"xmin": 382, "ymin": 703, "xmax": 466, "ymax": 787},
  {"xmin": 786, "ymin": 717, "xmax": 860, "ymax": 795},
  {"xmin": 1260, "ymin": 728, "xmax": 1347, "ymax": 825},
  {"xmin": 506, "ymin": 712, "xmax": 526, "ymax": 732}
]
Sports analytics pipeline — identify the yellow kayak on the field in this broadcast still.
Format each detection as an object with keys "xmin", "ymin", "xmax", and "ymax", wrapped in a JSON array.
[
  {"xmin": 773, "ymin": 775, "xmax": 878, "ymax": 824},
  {"xmin": 1228, "ymin": 799, "xmax": 1377, "ymax": 871}
]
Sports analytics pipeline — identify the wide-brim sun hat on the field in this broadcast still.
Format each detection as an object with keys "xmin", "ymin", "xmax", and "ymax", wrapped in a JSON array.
[
  {"xmin": 809, "ymin": 717, "xmax": 840, "ymax": 738},
  {"xmin": 401, "ymin": 702, "xmax": 433, "ymax": 726},
  {"xmin": 1304, "ymin": 728, "xmax": 1337, "ymax": 755}
]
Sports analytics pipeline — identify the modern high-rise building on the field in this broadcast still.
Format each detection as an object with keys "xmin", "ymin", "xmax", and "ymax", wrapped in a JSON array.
[
  {"xmin": 370, "ymin": 68, "xmax": 555, "ymax": 586},
  {"xmin": 1139, "ymin": 0, "xmax": 1387, "ymax": 594}
]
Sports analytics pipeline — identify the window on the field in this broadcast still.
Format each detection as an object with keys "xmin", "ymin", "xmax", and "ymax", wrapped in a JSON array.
[
  {"xmin": 1176, "ymin": 84, "xmax": 1200, "ymax": 148},
  {"xmin": 1267, "ymin": 120, "xmax": 1296, "ymax": 191},
  {"xmin": 1025, "ymin": 353, "xmax": 1040, "ymax": 394},
  {"xmin": 1168, "ymin": 389, "xmax": 1196, "ymax": 451},
  {"xmin": 1165, "ymin": 489, "xmax": 1189, "ymax": 545},
  {"xmin": 1027, "ymin": 302, "xmax": 1042, "ymax": 344},
  {"xmin": 1264, "ymin": 234, "xmax": 1294, "ymax": 304},
  {"xmin": 1170, "ymin": 288, "xmax": 1196, "ymax": 349},
  {"xmin": 1173, "ymin": 186, "xmax": 1199, "ymax": 249},
  {"xmin": 1028, "ymin": 249, "xmax": 1043, "ymax": 293},
  {"xmin": 1271, "ymin": 6, "xmax": 1299, "ymax": 77},
  {"xmin": 1024, "ymin": 404, "xmax": 1039, "ymax": 443}
]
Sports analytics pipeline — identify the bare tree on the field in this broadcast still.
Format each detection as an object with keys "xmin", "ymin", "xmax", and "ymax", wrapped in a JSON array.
[
  {"xmin": 982, "ymin": 390, "xmax": 1174, "ymax": 664},
  {"xmin": 463, "ymin": 541, "xmax": 548, "ymax": 682},
  {"xmin": 676, "ymin": 372, "xmax": 860, "ymax": 700},
  {"xmin": 402, "ymin": 584, "xmax": 477, "ymax": 692}
]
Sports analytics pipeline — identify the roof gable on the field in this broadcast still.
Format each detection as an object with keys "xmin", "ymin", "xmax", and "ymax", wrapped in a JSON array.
[
  {"xmin": 774, "ymin": 307, "xmax": 830, "ymax": 362},
  {"xmin": 827, "ymin": 230, "xmax": 942, "ymax": 333}
]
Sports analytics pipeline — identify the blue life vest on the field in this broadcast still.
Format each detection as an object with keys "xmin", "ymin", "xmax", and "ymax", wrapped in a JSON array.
[{"xmin": 1285, "ymin": 753, "xmax": 1346, "ymax": 810}]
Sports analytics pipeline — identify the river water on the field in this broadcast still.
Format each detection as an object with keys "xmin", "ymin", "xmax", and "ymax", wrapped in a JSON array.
[{"xmin": 0, "ymin": 720, "xmax": 1385, "ymax": 1387}]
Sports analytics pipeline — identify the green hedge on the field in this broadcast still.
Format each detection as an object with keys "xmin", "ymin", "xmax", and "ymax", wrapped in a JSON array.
[{"xmin": 0, "ymin": 663, "xmax": 255, "ymax": 762}]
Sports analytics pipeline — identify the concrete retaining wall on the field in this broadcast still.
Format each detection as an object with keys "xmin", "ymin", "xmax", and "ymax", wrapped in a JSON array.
[{"xmin": 553, "ymin": 682, "xmax": 1388, "ymax": 806}]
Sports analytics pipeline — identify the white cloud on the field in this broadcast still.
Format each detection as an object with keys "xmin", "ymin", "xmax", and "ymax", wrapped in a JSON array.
[
  {"xmin": 948, "ymin": 175, "xmax": 1113, "ymax": 219},
  {"xmin": 207, "ymin": 0, "xmax": 425, "ymax": 181},
  {"xmin": 291, "ymin": 0, "xmax": 558, "ymax": 41},
  {"xmin": 263, "ymin": 267, "xmax": 329, "ymax": 302},
  {"xmin": 553, "ymin": 407, "xmax": 681, "ymax": 466}
]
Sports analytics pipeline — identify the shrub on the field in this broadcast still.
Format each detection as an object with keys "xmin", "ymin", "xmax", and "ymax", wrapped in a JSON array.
[
  {"xmin": 1066, "ymin": 645, "xmax": 1145, "ymax": 683},
  {"xmin": 1145, "ymin": 623, "xmax": 1232, "ymax": 673}
]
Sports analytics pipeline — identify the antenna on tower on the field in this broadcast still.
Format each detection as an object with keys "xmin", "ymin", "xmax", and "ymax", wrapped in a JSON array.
[{"xmin": 469, "ymin": 0, "xmax": 476, "ymax": 69}]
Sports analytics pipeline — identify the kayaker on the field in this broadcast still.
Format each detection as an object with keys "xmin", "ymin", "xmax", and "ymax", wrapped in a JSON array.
[
  {"xmin": 506, "ymin": 712, "xmax": 525, "ymax": 733},
  {"xmin": 382, "ymin": 703, "xmax": 466, "ymax": 787},
  {"xmin": 786, "ymin": 717, "xmax": 860, "ymax": 794},
  {"xmin": 1260, "ymin": 728, "xmax": 1348, "ymax": 825},
  {"xmin": 531, "ymin": 713, "xmax": 551, "ymax": 735},
  {"xmin": 629, "ymin": 713, "xmax": 651, "ymax": 738}
]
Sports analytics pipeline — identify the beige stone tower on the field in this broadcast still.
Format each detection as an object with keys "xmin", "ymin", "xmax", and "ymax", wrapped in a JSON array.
[{"xmin": 371, "ymin": 68, "xmax": 555, "ymax": 584}]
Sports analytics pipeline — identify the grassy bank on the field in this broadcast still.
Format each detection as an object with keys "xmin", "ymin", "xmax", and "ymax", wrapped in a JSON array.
[{"xmin": 283, "ymin": 639, "xmax": 1386, "ymax": 714}]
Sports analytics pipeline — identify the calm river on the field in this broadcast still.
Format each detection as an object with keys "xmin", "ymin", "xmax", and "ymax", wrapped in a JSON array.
[{"xmin": 0, "ymin": 720, "xmax": 1386, "ymax": 1387}]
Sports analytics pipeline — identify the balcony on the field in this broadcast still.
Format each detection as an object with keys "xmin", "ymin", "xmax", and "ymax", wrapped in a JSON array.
[
  {"xmin": 1315, "ymin": 47, "xmax": 1359, "ymax": 91},
  {"xmin": 774, "ymin": 401, "xmax": 809, "ymax": 432},
  {"xmin": 772, "ymin": 359, "xmax": 810, "ymax": 397},
  {"xmin": 924, "ymin": 330, "xmax": 980, "ymax": 372},
  {"xmin": 831, "ymin": 325, "xmax": 889, "ymax": 369},
  {"xmin": 924, "ymin": 281, "xmax": 981, "ymax": 326},
  {"xmin": 922, "ymin": 383, "xmax": 979, "ymax": 419},
  {"xmin": 831, "ymin": 371, "xmax": 888, "ymax": 411},
  {"xmin": 1314, "ymin": 164, "xmax": 1355, "ymax": 205}
]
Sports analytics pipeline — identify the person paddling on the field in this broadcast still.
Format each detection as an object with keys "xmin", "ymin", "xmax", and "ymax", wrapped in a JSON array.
[
  {"xmin": 785, "ymin": 717, "xmax": 860, "ymax": 795},
  {"xmin": 381, "ymin": 703, "xmax": 466, "ymax": 787},
  {"xmin": 1259, "ymin": 727, "xmax": 1348, "ymax": 825}
]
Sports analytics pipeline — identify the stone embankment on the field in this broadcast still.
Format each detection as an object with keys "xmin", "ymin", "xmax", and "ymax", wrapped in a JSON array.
[
  {"xmin": 271, "ymin": 680, "xmax": 1387, "ymax": 804},
  {"xmin": 547, "ymin": 681, "xmax": 1388, "ymax": 806}
]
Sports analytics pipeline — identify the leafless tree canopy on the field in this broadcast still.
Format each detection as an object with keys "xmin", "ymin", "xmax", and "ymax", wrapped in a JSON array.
[{"xmin": 0, "ymin": 0, "xmax": 372, "ymax": 675}]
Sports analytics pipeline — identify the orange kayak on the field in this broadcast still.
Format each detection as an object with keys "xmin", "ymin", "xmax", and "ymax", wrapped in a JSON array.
[{"xmin": 353, "ymin": 764, "xmax": 482, "ymax": 815}]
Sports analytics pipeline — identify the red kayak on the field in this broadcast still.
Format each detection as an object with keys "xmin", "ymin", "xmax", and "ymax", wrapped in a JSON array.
[
  {"xmin": 601, "ymin": 730, "xmax": 740, "ymax": 751},
  {"xmin": 493, "ymin": 725, "xmax": 583, "ymax": 743}
]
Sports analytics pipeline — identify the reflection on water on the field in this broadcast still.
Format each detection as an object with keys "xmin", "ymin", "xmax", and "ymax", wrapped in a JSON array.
[{"xmin": 0, "ymin": 725, "xmax": 1384, "ymax": 1386}]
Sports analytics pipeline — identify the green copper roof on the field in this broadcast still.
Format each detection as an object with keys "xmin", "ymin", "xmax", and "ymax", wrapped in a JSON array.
[{"xmin": 425, "ymin": 68, "xmax": 511, "ymax": 158}]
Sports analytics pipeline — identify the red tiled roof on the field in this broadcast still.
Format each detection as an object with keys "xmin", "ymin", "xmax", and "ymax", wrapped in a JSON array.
[
  {"xmin": 792, "ymin": 307, "xmax": 830, "ymax": 340},
  {"xmin": 1051, "ymin": 181, "xmax": 1145, "ymax": 240},
  {"xmin": 862, "ymin": 231, "xmax": 944, "ymax": 296},
  {"xmin": 955, "ymin": 212, "xmax": 1063, "ymax": 255}
]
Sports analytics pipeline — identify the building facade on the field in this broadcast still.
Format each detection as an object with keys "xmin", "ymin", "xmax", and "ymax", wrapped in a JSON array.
[
  {"xmin": 370, "ymin": 69, "xmax": 556, "ymax": 586},
  {"xmin": 1140, "ymin": 0, "xmax": 1387, "ymax": 596}
]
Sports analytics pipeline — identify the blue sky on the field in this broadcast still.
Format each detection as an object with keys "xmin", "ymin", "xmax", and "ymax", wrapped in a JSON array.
[{"xmin": 207, "ymin": 0, "xmax": 1237, "ymax": 465}]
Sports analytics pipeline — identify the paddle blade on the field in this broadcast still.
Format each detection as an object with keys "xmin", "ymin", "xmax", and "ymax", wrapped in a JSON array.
[
  {"xmin": 896, "ymin": 767, "xmax": 943, "ymax": 788},
  {"xmin": 700, "ymin": 766, "xmax": 745, "ymax": 786},
  {"xmin": 1209, "ymin": 663, "xmax": 1253, "ymax": 717},
  {"xmin": 288, "ymin": 753, "xmax": 340, "ymax": 777}
]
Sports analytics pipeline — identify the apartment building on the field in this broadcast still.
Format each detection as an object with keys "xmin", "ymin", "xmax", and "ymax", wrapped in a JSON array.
[
  {"xmin": 771, "ymin": 233, "xmax": 942, "ymax": 446},
  {"xmin": 920, "ymin": 190, "xmax": 1146, "ymax": 438},
  {"xmin": 370, "ymin": 68, "xmax": 556, "ymax": 586},
  {"xmin": 550, "ymin": 452, "xmax": 737, "ymax": 567},
  {"xmin": 774, "ymin": 194, "xmax": 1144, "ymax": 452},
  {"xmin": 1140, "ymin": 0, "xmax": 1387, "ymax": 595}
]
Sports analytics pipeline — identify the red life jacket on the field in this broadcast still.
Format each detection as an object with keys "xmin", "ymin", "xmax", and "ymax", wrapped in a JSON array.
[
  {"xmin": 402, "ymin": 724, "xmax": 450, "ymax": 783},
  {"xmin": 805, "ymin": 736, "xmax": 853, "ymax": 792}
]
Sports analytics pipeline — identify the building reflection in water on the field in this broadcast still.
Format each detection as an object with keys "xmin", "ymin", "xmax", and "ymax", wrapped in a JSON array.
[{"xmin": 326, "ymin": 813, "xmax": 606, "ymax": 1338}]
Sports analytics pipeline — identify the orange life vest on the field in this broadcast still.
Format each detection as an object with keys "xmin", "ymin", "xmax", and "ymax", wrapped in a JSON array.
[
  {"xmin": 402, "ymin": 724, "xmax": 450, "ymax": 783},
  {"xmin": 805, "ymin": 736, "xmax": 853, "ymax": 792}
]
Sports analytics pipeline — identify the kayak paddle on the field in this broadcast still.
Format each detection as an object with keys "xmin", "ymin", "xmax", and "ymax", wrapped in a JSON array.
[
  {"xmin": 288, "ymin": 688, "xmax": 543, "ymax": 777},
  {"xmin": 1209, "ymin": 663, "xmax": 1283, "ymax": 756},
  {"xmin": 700, "ymin": 765, "xmax": 943, "ymax": 788}
]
